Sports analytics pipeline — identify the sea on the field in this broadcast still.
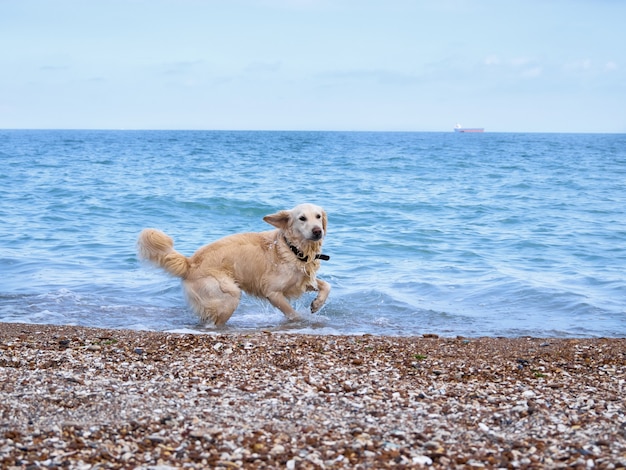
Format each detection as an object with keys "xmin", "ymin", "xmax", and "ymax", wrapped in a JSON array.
[{"xmin": 1, "ymin": 130, "xmax": 625, "ymax": 338}]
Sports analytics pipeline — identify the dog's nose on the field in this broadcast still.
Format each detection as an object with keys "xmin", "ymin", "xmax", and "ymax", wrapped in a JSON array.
[{"xmin": 312, "ymin": 227, "xmax": 322, "ymax": 238}]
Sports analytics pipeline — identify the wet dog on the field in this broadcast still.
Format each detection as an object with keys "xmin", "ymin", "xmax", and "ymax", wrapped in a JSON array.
[{"xmin": 137, "ymin": 203, "xmax": 330, "ymax": 325}]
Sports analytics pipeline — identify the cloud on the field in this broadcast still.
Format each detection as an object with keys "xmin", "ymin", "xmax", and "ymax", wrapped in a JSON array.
[
  {"xmin": 482, "ymin": 55, "xmax": 542, "ymax": 79},
  {"xmin": 484, "ymin": 55, "xmax": 500, "ymax": 66},
  {"xmin": 509, "ymin": 57, "xmax": 532, "ymax": 68},
  {"xmin": 161, "ymin": 60, "xmax": 203, "ymax": 76},
  {"xmin": 522, "ymin": 67, "xmax": 542, "ymax": 78},
  {"xmin": 40, "ymin": 65, "xmax": 70, "ymax": 71},
  {"xmin": 315, "ymin": 68, "xmax": 424, "ymax": 88},
  {"xmin": 244, "ymin": 61, "xmax": 282, "ymax": 74},
  {"xmin": 563, "ymin": 59, "xmax": 620, "ymax": 75},
  {"xmin": 567, "ymin": 59, "xmax": 593, "ymax": 71}
]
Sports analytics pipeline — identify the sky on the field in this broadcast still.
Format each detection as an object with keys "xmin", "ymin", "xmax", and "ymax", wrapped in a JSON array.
[{"xmin": 1, "ymin": 0, "xmax": 625, "ymax": 133}]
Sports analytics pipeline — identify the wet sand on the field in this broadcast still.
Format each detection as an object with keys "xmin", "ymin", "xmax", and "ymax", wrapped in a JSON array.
[{"xmin": 1, "ymin": 322, "xmax": 625, "ymax": 468}]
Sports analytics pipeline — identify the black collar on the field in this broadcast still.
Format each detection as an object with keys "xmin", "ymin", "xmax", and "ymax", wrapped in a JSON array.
[{"xmin": 284, "ymin": 236, "xmax": 330, "ymax": 262}]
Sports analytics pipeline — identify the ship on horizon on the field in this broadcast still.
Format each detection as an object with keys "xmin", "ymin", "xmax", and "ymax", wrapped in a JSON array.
[{"xmin": 454, "ymin": 123, "xmax": 484, "ymax": 133}]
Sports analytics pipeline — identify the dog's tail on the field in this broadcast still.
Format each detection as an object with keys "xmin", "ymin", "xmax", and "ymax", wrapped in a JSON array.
[{"xmin": 137, "ymin": 228, "xmax": 190, "ymax": 278}]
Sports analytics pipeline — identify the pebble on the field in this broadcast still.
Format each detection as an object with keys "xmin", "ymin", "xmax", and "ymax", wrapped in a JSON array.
[
  {"xmin": 413, "ymin": 455, "xmax": 433, "ymax": 465},
  {"xmin": 1, "ymin": 323, "xmax": 625, "ymax": 469}
]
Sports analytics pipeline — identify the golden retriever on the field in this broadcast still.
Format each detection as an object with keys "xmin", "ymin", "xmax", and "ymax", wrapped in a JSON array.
[{"xmin": 137, "ymin": 203, "xmax": 330, "ymax": 326}]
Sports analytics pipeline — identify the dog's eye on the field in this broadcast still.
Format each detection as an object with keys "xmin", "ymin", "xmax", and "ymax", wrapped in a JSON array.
[
  {"xmin": 316, "ymin": 214, "xmax": 321, "ymax": 219},
  {"xmin": 299, "ymin": 216, "xmax": 307, "ymax": 222}
]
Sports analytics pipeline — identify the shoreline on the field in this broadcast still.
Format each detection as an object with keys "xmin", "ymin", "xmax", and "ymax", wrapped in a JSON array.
[{"xmin": 1, "ymin": 322, "xmax": 625, "ymax": 468}]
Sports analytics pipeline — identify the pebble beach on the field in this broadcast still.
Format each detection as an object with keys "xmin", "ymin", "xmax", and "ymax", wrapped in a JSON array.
[{"xmin": 1, "ymin": 323, "xmax": 625, "ymax": 469}]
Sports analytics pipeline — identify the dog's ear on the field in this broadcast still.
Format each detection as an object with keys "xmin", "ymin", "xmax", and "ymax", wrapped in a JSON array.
[
  {"xmin": 321, "ymin": 210, "xmax": 328, "ymax": 234},
  {"xmin": 263, "ymin": 210, "xmax": 291, "ymax": 230}
]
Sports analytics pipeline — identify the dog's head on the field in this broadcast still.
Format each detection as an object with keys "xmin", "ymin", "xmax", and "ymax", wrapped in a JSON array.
[{"xmin": 263, "ymin": 203, "xmax": 327, "ymax": 243}]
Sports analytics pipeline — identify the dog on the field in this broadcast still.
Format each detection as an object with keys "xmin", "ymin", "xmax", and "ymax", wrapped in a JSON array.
[{"xmin": 137, "ymin": 203, "xmax": 330, "ymax": 326}]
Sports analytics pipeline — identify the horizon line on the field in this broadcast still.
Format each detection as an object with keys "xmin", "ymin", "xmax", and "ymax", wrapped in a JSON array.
[{"xmin": 1, "ymin": 127, "xmax": 624, "ymax": 135}]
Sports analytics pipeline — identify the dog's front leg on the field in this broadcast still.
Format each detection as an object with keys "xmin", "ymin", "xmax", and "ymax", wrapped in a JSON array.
[
  {"xmin": 310, "ymin": 279, "xmax": 331, "ymax": 313},
  {"xmin": 266, "ymin": 292, "xmax": 301, "ymax": 321}
]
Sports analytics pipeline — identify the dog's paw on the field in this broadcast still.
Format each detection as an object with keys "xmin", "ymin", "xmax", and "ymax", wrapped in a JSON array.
[{"xmin": 310, "ymin": 298, "xmax": 325, "ymax": 313}]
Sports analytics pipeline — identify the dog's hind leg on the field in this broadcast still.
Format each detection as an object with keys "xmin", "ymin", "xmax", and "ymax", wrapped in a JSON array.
[{"xmin": 183, "ymin": 276, "xmax": 241, "ymax": 326}]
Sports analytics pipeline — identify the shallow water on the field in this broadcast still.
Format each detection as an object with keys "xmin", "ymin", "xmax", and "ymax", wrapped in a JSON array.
[{"xmin": 1, "ymin": 130, "xmax": 625, "ymax": 337}]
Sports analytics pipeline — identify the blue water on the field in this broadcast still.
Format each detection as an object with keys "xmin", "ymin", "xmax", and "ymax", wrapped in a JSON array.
[{"xmin": 1, "ymin": 130, "xmax": 625, "ymax": 337}]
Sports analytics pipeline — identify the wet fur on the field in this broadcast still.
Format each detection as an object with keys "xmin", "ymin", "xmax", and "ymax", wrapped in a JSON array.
[{"xmin": 137, "ymin": 203, "xmax": 330, "ymax": 326}]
